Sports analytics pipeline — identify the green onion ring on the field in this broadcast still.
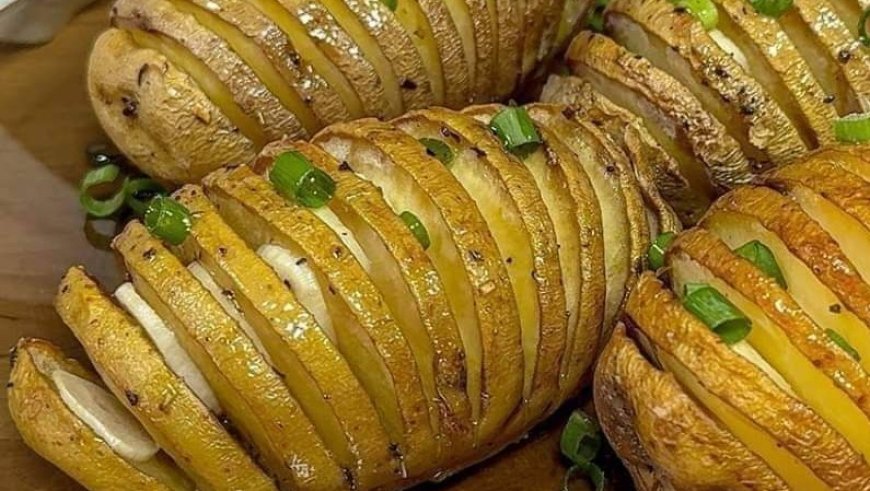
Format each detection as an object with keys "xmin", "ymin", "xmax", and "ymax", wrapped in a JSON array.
[
  {"xmin": 673, "ymin": 0, "xmax": 719, "ymax": 30},
  {"xmin": 270, "ymin": 151, "xmax": 336, "ymax": 208},
  {"xmin": 560, "ymin": 410, "xmax": 602, "ymax": 465},
  {"xmin": 683, "ymin": 283, "xmax": 752, "ymax": 345},
  {"xmin": 747, "ymin": 0, "xmax": 793, "ymax": 17},
  {"xmin": 648, "ymin": 232, "xmax": 677, "ymax": 270},
  {"xmin": 734, "ymin": 240, "xmax": 787, "ymax": 289},
  {"xmin": 80, "ymin": 164, "xmax": 128, "ymax": 218},
  {"xmin": 861, "ymin": 8, "xmax": 869, "ymax": 47},
  {"xmin": 826, "ymin": 329, "xmax": 862, "ymax": 362},
  {"xmin": 585, "ymin": 0, "xmax": 610, "ymax": 32},
  {"xmin": 399, "ymin": 211, "xmax": 431, "ymax": 250},
  {"xmin": 835, "ymin": 113, "xmax": 870, "ymax": 143},
  {"xmin": 125, "ymin": 178, "xmax": 167, "ymax": 217},
  {"xmin": 380, "ymin": 0, "xmax": 397, "ymax": 11},
  {"xmin": 418, "ymin": 138, "xmax": 455, "ymax": 167},
  {"xmin": 489, "ymin": 106, "xmax": 543, "ymax": 158},
  {"xmin": 563, "ymin": 461, "xmax": 605, "ymax": 491},
  {"xmin": 144, "ymin": 196, "xmax": 193, "ymax": 246}
]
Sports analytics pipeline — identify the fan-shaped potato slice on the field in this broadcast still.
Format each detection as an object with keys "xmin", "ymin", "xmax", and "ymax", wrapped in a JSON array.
[
  {"xmin": 492, "ymin": 0, "xmax": 523, "ymax": 99},
  {"xmin": 669, "ymin": 229, "xmax": 870, "ymax": 461},
  {"xmin": 113, "ymin": 0, "xmax": 306, "ymax": 142},
  {"xmin": 88, "ymin": 29, "xmax": 259, "ymax": 183},
  {"xmin": 565, "ymin": 32, "xmax": 751, "ymax": 192},
  {"xmin": 520, "ymin": 0, "xmax": 549, "ymax": 80},
  {"xmin": 822, "ymin": 146, "xmax": 870, "ymax": 180},
  {"xmin": 201, "ymin": 166, "xmax": 439, "ymax": 478},
  {"xmin": 169, "ymin": 187, "xmax": 398, "ymax": 488},
  {"xmin": 554, "ymin": 0, "xmax": 590, "ymax": 51},
  {"xmin": 594, "ymin": 326, "xmax": 787, "ymax": 491},
  {"xmin": 8, "ymin": 338, "xmax": 194, "ymax": 491},
  {"xmin": 780, "ymin": 0, "xmax": 870, "ymax": 114},
  {"xmin": 313, "ymin": 120, "xmax": 523, "ymax": 447},
  {"xmin": 54, "ymin": 268, "xmax": 274, "ymax": 490},
  {"xmin": 442, "ymin": 0, "xmax": 495, "ymax": 102},
  {"xmin": 408, "ymin": 0, "xmax": 472, "ymax": 107},
  {"xmin": 627, "ymin": 274, "xmax": 870, "ymax": 490},
  {"xmin": 399, "ymin": 107, "xmax": 566, "ymax": 424},
  {"xmin": 607, "ymin": 0, "xmax": 807, "ymax": 167},
  {"xmin": 712, "ymin": 0, "xmax": 839, "ymax": 144},
  {"xmin": 541, "ymin": 75, "xmax": 709, "ymax": 224},
  {"xmin": 319, "ymin": 0, "xmax": 432, "ymax": 113},
  {"xmin": 704, "ymin": 186, "xmax": 870, "ymax": 369},
  {"xmin": 114, "ymin": 223, "xmax": 346, "ymax": 490}
]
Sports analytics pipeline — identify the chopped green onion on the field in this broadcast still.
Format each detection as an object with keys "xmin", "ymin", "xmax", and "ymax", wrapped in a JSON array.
[
  {"xmin": 673, "ymin": 0, "xmax": 719, "ymax": 30},
  {"xmin": 270, "ymin": 151, "xmax": 336, "ymax": 208},
  {"xmin": 419, "ymin": 138, "xmax": 455, "ymax": 167},
  {"xmin": 748, "ymin": 0, "xmax": 793, "ymax": 17},
  {"xmin": 489, "ymin": 106, "xmax": 543, "ymax": 158},
  {"xmin": 563, "ymin": 461, "xmax": 605, "ymax": 491},
  {"xmin": 80, "ymin": 164, "xmax": 128, "ymax": 218},
  {"xmin": 380, "ymin": 0, "xmax": 397, "ymax": 10},
  {"xmin": 125, "ymin": 178, "xmax": 166, "ymax": 217},
  {"xmin": 734, "ymin": 240, "xmax": 787, "ymax": 289},
  {"xmin": 834, "ymin": 113, "xmax": 870, "ymax": 143},
  {"xmin": 683, "ymin": 283, "xmax": 752, "ymax": 345},
  {"xmin": 560, "ymin": 410, "xmax": 605, "ymax": 491},
  {"xmin": 648, "ymin": 232, "xmax": 677, "ymax": 270},
  {"xmin": 860, "ymin": 8, "xmax": 869, "ymax": 47},
  {"xmin": 400, "ymin": 211, "xmax": 431, "ymax": 250},
  {"xmin": 585, "ymin": 0, "xmax": 610, "ymax": 32},
  {"xmin": 144, "ymin": 196, "xmax": 192, "ymax": 246},
  {"xmin": 826, "ymin": 329, "xmax": 861, "ymax": 362}
]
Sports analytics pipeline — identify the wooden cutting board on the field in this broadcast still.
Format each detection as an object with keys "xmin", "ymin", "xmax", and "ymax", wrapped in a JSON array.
[{"xmin": 0, "ymin": 3, "xmax": 622, "ymax": 489}]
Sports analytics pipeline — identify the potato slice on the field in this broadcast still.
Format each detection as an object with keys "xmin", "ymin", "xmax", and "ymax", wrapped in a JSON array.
[
  {"xmin": 444, "ymin": 0, "xmax": 496, "ymax": 102},
  {"xmin": 410, "ymin": 0, "xmax": 472, "ymax": 107},
  {"xmin": 201, "ymin": 166, "xmax": 439, "ymax": 478},
  {"xmin": 627, "ymin": 274, "xmax": 870, "ymax": 490},
  {"xmin": 171, "ymin": 187, "xmax": 398, "ymax": 488},
  {"xmin": 313, "ymin": 120, "xmax": 523, "ymax": 446},
  {"xmin": 669, "ymin": 229, "xmax": 870, "ymax": 461},
  {"xmin": 541, "ymin": 75, "xmax": 709, "ymax": 224},
  {"xmin": 704, "ymin": 186, "xmax": 870, "ymax": 369},
  {"xmin": 565, "ymin": 32, "xmax": 752, "ymax": 192},
  {"xmin": 520, "ymin": 0, "xmax": 549, "ymax": 79},
  {"xmin": 87, "ymin": 29, "xmax": 258, "ymax": 183},
  {"xmin": 113, "ymin": 0, "xmax": 306, "ymax": 143},
  {"xmin": 594, "ymin": 326, "xmax": 787, "ymax": 490},
  {"xmin": 712, "ymin": 0, "xmax": 839, "ymax": 144},
  {"xmin": 779, "ymin": 0, "xmax": 870, "ymax": 115},
  {"xmin": 492, "ymin": 0, "xmax": 523, "ymax": 99},
  {"xmin": 607, "ymin": 0, "xmax": 807, "ymax": 166},
  {"xmin": 55, "ymin": 268, "xmax": 274, "ymax": 490},
  {"xmin": 251, "ymin": 143, "xmax": 474, "ymax": 454},
  {"xmin": 399, "ymin": 107, "xmax": 567, "ymax": 424},
  {"xmin": 8, "ymin": 338, "xmax": 192, "ymax": 491},
  {"xmin": 822, "ymin": 146, "xmax": 870, "ymax": 181},
  {"xmin": 114, "ymin": 223, "xmax": 346, "ymax": 490},
  {"xmin": 554, "ymin": 0, "xmax": 591, "ymax": 51}
]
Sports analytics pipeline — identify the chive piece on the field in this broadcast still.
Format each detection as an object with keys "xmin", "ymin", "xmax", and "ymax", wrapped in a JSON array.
[
  {"xmin": 748, "ymin": 0, "xmax": 793, "ymax": 17},
  {"xmin": 648, "ymin": 232, "xmax": 677, "ymax": 270},
  {"xmin": 826, "ymin": 329, "xmax": 862, "ymax": 362},
  {"xmin": 270, "ymin": 151, "xmax": 336, "ymax": 208},
  {"xmin": 489, "ymin": 106, "xmax": 543, "ymax": 158},
  {"xmin": 380, "ymin": 0, "xmax": 397, "ymax": 10},
  {"xmin": 834, "ymin": 113, "xmax": 870, "ymax": 143},
  {"xmin": 563, "ymin": 462, "xmax": 605, "ymax": 491},
  {"xmin": 861, "ymin": 8, "xmax": 869, "ymax": 47},
  {"xmin": 734, "ymin": 240, "xmax": 787, "ymax": 289},
  {"xmin": 80, "ymin": 164, "xmax": 128, "ymax": 218},
  {"xmin": 560, "ymin": 410, "xmax": 606, "ymax": 491},
  {"xmin": 400, "ymin": 211, "xmax": 431, "ymax": 250},
  {"xmin": 419, "ymin": 138, "xmax": 455, "ymax": 167},
  {"xmin": 585, "ymin": 0, "xmax": 610, "ymax": 32},
  {"xmin": 125, "ymin": 178, "xmax": 167, "ymax": 217},
  {"xmin": 673, "ymin": 0, "xmax": 719, "ymax": 30},
  {"xmin": 144, "ymin": 196, "xmax": 192, "ymax": 246},
  {"xmin": 683, "ymin": 283, "xmax": 752, "ymax": 345}
]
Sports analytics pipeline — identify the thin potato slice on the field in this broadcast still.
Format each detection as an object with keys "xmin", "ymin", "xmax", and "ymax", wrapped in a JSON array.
[
  {"xmin": 565, "ymin": 32, "xmax": 752, "ymax": 192},
  {"xmin": 444, "ymin": 0, "xmax": 496, "ymax": 102},
  {"xmin": 8, "ymin": 338, "xmax": 193, "ymax": 491},
  {"xmin": 55, "ymin": 268, "xmax": 274, "ymax": 491},
  {"xmin": 712, "ymin": 0, "xmax": 839, "ymax": 144},
  {"xmin": 313, "ymin": 120, "xmax": 523, "ymax": 447},
  {"xmin": 594, "ymin": 326, "xmax": 787, "ymax": 491},
  {"xmin": 607, "ymin": 0, "xmax": 807, "ymax": 166},
  {"xmin": 114, "ymin": 223, "xmax": 346, "ymax": 490},
  {"xmin": 627, "ymin": 274, "xmax": 870, "ymax": 490},
  {"xmin": 251, "ymin": 142, "xmax": 474, "ymax": 455},
  {"xmin": 400, "ymin": 107, "xmax": 567, "ymax": 424},
  {"xmin": 407, "ymin": 0, "xmax": 472, "ymax": 107},
  {"xmin": 201, "ymin": 166, "xmax": 438, "ymax": 478},
  {"xmin": 492, "ymin": 0, "xmax": 523, "ymax": 99},
  {"xmin": 669, "ymin": 230, "xmax": 870, "ymax": 461},
  {"xmin": 87, "ymin": 29, "xmax": 258, "ymax": 183},
  {"xmin": 520, "ymin": 0, "xmax": 548, "ymax": 80},
  {"xmin": 113, "ymin": 0, "xmax": 306, "ymax": 142},
  {"xmin": 172, "ymin": 187, "xmax": 399, "ymax": 489}
]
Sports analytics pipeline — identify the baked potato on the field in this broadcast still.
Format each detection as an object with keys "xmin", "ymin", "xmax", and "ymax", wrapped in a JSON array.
[
  {"xmin": 595, "ymin": 147, "xmax": 870, "ymax": 490},
  {"xmin": 87, "ymin": 0, "xmax": 591, "ymax": 184},
  {"xmin": 10, "ymin": 102, "xmax": 676, "ymax": 490},
  {"xmin": 542, "ymin": 0, "xmax": 870, "ymax": 222}
]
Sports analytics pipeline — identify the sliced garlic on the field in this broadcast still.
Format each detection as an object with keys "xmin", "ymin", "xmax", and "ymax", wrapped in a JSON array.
[
  {"xmin": 52, "ymin": 369, "xmax": 159, "ymax": 462},
  {"xmin": 115, "ymin": 283, "xmax": 222, "ymax": 414}
]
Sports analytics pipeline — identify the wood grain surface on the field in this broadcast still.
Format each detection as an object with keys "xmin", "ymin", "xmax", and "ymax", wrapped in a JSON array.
[{"xmin": 0, "ymin": 4, "xmax": 615, "ymax": 489}]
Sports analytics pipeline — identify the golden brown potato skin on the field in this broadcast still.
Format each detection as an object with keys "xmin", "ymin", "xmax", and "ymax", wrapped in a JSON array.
[{"xmin": 88, "ymin": 2, "xmax": 589, "ymax": 184}]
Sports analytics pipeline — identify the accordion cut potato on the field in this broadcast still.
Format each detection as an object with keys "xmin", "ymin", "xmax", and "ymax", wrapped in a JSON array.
[
  {"xmin": 596, "ymin": 148, "xmax": 870, "ymax": 491},
  {"xmin": 88, "ymin": 0, "xmax": 590, "ymax": 184},
  {"xmin": 10, "ymin": 103, "xmax": 676, "ymax": 490}
]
